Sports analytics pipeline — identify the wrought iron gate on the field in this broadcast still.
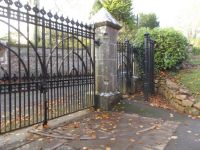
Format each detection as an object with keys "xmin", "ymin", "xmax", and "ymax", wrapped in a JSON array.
[
  {"xmin": 144, "ymin": 33, "xmax": 155, "ymax": 101},
  {"xmin": 117, "ymin": 40, "xmax": 136, "ymax": 94},
  {"xmin": 117, "ymin": 34, "xmax": 155, "ymax": 100},
  {"xmin": 0, "ymin": 0, "xmax": 95, "ymax": 134}
]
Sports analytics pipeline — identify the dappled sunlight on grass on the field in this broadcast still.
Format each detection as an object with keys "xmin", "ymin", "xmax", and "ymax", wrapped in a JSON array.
[{"xmin": 173, "ymin": 68, "xmax": 200, "ymax": 101}]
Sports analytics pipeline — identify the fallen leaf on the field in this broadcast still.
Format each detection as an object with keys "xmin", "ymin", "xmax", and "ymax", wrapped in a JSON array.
[
  {"xmin": 187, "ymin": 130, "xmax": 192, "ymax": 133},
  {"xmin": 129, "ymin": 138, "xmax": 135, "ymax": 142},
  {"xmin": 170, "ymin": 113, "xmax": 174, "ymax": 118},
  {"xmin": 38, "ymin": 138, "xmax": 43, "ymax": 141},
  {"xmin": 110, "ymin": 138, "xmax": 116, "ymax": 141},
  {"xmin": 43, "ymin": 124, "xmax": 49, "ymax": 129},
  {"xmin": 170, "ymin": 136, "xmax": 178, "ymax": 140},
  {"xmin": 106, "ymin": 147, "xmax": 111, "ymax": 150}
]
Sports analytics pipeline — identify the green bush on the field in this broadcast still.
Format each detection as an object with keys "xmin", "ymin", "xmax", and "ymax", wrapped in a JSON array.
[
  {"xmin": 134, "ymin": 28, "xmax": 188, "ymax": 72},
  {"xmin": 192, "ymin": 46, "xmax": 200, "ymax": 55}
]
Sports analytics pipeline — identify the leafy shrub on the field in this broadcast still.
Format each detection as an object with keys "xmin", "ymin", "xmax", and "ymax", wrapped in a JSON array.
[
  {"xmin": 192, "ymin": 46, "xmax": 200, "ymax": 55},
  {"xmin": 134, "ymin": 28, "xmax": 188, "ymax": 72}
]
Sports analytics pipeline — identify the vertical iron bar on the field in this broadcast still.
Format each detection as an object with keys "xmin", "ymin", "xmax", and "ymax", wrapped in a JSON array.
[
  {"xmin": 148, "ymin": 40, "xmax": 151, "ymax": 95},
  {"xmin": 16, "ymin": 2, "xmax": 21, "ymax": 129},
  {"xmin": 76, "ymin": 22, "xmax": 80, "ymax": 110},
  {"xmin": 66, "ymin": 19, "xmax": 70, "ymax": 113},
  {"xmin": 26, "ymin": 7, "xmax": 31, "ymax": 126},
  {"xmin": 81, "ymin": 23, "xmax": 84, "ymax": 109},
  {"xmin": 34, "ymin": 10, "xmax": 39, "ymax": 124},
  {"xmin": 151, "ymin": 41, "xmax": 155, "ymax": 94},
  {"xmin": 61, "ymin": 17, "xmax": 65, "ymax": 114},
  {"xmin": 42, "ymin": 12, "xmax": 47, "ymax": 126},
  {"xmin": 49, "ymin": 15, "xmax": 53, "ymax": 119},
  {"xmin": 55, "ymin": 16, "xmax": 59, "ymax": 117},
  {"xmin": 3, "ymin": 77, "xmax": 6, "ymax": 132},
  {"xmin": 7, "ymin": 2, "xmax": 12, "ymax": 131},
  {"xmin": 93, "ymin": 26, "xmax": 95, "ymax": 106},
  {"xmin": 72, "ymin": 21, "xmax": 75, "ymax": 111},
  {"xmin": 23, "ymin": 74, "xmax": 26, "ymax": 126},
  {"xmin": 14, "ymin": 76, "xmax": 16, "ymax": 129},
  {"xmin": 85, "ymin": 25, "xmax": 88, "ymax": 108},
  {"xmin": 144, "ymin": 33, "xmax": 149, "ymax": 101}
]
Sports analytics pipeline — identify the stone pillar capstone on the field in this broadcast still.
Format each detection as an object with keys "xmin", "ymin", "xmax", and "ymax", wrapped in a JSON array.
[{"xmin": 90, "ymin": 8, "xmax": 122, "ymax": 110}]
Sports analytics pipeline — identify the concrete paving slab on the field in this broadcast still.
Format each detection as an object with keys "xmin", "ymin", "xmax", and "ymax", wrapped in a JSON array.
[{"xmin": 2, "ymin": 112, "xmax": 179, "ymax": 150}]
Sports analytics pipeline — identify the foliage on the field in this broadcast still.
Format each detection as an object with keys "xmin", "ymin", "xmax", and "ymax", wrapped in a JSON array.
[
  {"xmin": 90, "ymin": 0, "xmax": 103, "ymax": 16},
  {"xmin": 134, "ymin": 28, "xmax": 188, "ymax": 72},
  {"xmin": 91, "ymin": 0, "xmax": 135, "ymax": 28},
  {"xmin": 91, "ymin": 0, "xmax": 137, "ymax": 41},
  {"xmin": 138, "ymin": 13, "xmax": 159, "ymax": 29},
  {"xmin": 118, "ymin": 24, "xmax": 137, "ymax": 42},
  {"xmin": 192, "ymin": 46, "xmax": 200, "ymax": 55}
]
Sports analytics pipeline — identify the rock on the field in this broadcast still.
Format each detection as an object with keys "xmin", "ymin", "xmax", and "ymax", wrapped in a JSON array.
[
  {"xmin": 188, "ymin": 97, "xmax": 196, "ymax": 102},
  {"xmin": 166, "ymin": 79, "xmax": 179, "ymax": 90},
  {"xmin": 174, "ymin": 98, "xmax": 182, "ymax": 105},
  {"xmin": 182, "ymin": 100, "xmax": 193, "ymax": 107},
  {"xmin": 185, "ymin": 107, "xmax": 200, "ymax": 116},
  {"xmin": 171, "ymin": 102, "xmax": 185, "ymax": 113},
  {"xmin": 179, "ymin": 88, "xmax": 190, "ymax": 95},
  {"xmin": 175, "ymin": 94, "xmax": 187, "ymax": 100},
  {"xmin": 194, "ymin": 102, "xmax": 200, "ymax": 111}
]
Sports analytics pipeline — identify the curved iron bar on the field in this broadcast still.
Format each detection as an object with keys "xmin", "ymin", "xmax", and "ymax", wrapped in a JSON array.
[
  {"xmin": 46, "ymin": 35, "xmax": 94, "ymax": 71},
  {"xmin": 0, "ymin": 64, "xmax": 9, "ymax": 76},
  {"xmin": 58, "ymin": 51, "xmax": 87, "ymax": 73},
  {"xmin": 0, "ymin": 43, "xmax": 29, "ymax": 76},
  {"xmin": 0, "ymin": 19, "xmax": 43, "ymax": 68}
]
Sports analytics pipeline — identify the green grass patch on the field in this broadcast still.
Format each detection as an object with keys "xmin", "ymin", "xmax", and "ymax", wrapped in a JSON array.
[
  {"xmin": 173, "ymin": 68, "xmax": 200, "ymax": 101},
  {"xmin": 188, "ymin": 55, "xmax": 200, "ymax": 65}
]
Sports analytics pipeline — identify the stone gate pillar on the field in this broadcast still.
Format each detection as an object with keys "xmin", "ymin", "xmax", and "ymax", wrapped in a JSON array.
[{"xmin": 90, "ymin": 8, "xmax": 121, "ymax": 110}]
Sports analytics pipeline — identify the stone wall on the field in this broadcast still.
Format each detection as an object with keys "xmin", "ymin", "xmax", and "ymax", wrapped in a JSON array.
[
  {"xmin": 155, "ymin": 77, "xmax": 200, "ymax": 116},
  {"xmin": 0, "ymin": 46, "xmax": 91, "ymax": 77}
]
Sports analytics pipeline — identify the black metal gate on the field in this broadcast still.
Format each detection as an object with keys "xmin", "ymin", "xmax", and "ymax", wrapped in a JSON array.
[
  {"xmin": 144, "ymin": 33, "xmax": 155, "ymax": 101},
  {"xmin": 117, "ymin": 34, "xmax": 155, "ymax": 100},
  {"xmin": 0, "ymin": 0, "xmax": 95, "ymax": 134},
  {"xmin": 117, "ymin": 40, "xmax": 136, "ymax": 94}
]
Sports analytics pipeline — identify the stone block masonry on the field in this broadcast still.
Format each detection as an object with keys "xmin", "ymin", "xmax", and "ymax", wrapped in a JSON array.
[
  {"xmin": 91, "ymin": 8, "xmax": 122, "ymax": 110},
  {"xmin": 155, "ymin": 77, "xmax": 200, "ymax": 116}
]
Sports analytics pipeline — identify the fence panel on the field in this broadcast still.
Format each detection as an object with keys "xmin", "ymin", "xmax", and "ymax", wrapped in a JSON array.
[
  {"xmin": 117, "ymin": 40, "xmax": 136, "ymax": 94},
  {"xmin": 144, "ymin": 33, "xmax": 155, "ymax": 101},
  {"xmin": 0, "ymin": 0, "xmax": 95, "ymax": 134}
]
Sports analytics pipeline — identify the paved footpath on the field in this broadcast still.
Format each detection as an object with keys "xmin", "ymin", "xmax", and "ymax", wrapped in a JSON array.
[
  {"xmin": 1, "ymin": 99, "xmax": 200, "ymax": 150},
  {"xmin": 120, "ymin": 99, "xmax": 200, "ymax": 150}
]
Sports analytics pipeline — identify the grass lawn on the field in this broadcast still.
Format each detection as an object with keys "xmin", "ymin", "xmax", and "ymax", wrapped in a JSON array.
[
  {"xmin": 171, "ymin": 68, "xmax": 200, "ymax": 102},
  {"xmin": 188, "ymin": 55, "xmax": 200, "ymax": 65},
  {"xmin": 170, "ymin": 54, "xmax": 200, "ymax": 101}
]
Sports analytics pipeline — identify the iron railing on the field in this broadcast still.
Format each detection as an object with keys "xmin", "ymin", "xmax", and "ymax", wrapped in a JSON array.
[
  {"xmin": 0, "ymin": 0, "xmax": 95, "ymax": 134},
  {"xmin": 117, "ymin": 40, "xmax": 137, "ymax": 94},
  {"xmin": 144, "ymin": 33, "xmax": 155, "ymax": 101}
]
